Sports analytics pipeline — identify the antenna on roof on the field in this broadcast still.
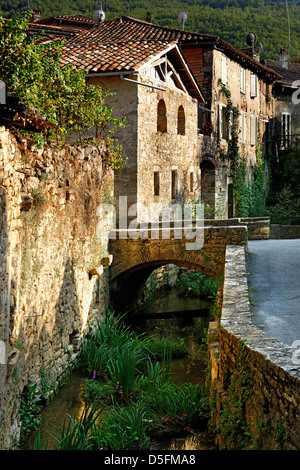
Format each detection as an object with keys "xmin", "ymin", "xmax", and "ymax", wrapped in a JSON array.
[
  {"xmin": 93, "ymin": 1, "xmax": 105, "ymax": 24},
  {"xmin": 178, "ymin": 12, "xmax": 188, "ymax": 31}
]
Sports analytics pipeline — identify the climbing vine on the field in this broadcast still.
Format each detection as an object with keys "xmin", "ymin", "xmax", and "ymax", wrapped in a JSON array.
[
  {"xmin": 209, "ymin": 340, "xmax": 258, "ymax": 449},
  {"xmin": 217, "ymin": 80, "xmax": 266, "ymax": 217}
]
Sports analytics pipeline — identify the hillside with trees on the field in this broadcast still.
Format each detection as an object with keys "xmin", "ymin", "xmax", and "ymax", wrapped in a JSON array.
[{"xmin": 0, "ymin": 1, "xmax": 299, "ymax": 59}]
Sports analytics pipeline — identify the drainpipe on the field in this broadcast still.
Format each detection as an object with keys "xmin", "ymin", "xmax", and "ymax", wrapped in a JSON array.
[{"xmin": 120, "ymin": 74, "xmax": 166, "ymax": 91}]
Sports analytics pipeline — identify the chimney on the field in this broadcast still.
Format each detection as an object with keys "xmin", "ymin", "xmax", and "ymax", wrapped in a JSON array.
[
  {"xmin": 279, "ymin": 48, "xmax": 289, "ymax": 70},
  {"xmin": 31, "ymin": 10, "xmax": 41, "ymax": 22}
]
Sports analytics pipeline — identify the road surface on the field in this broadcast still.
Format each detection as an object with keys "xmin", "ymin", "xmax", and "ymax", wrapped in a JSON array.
[{"xmin": 247, "ymin": 239, "xmax": 300, "ymax": 347}]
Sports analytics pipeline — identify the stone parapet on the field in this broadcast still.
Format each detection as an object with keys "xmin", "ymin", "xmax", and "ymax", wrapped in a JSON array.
[{"xmin": 211, "ymin": 244, "xmax": 300, "ymax": 449}]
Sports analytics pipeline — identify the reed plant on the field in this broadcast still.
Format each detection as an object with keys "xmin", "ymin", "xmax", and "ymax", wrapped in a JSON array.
[{"xmin": 94, "ymin": 402, "xmax": 152, "ymax": 450}]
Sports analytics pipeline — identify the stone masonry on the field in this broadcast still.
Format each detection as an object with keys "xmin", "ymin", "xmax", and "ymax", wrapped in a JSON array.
[
  {"xmin": 209, "ymin": 245, "xmax": 300, "ymax": 449},
  {"xmin": 0, "ymin": 127, "xmax": 113, "ymax": 448}
]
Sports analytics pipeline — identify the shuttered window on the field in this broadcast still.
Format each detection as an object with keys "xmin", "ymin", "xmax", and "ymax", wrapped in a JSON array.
[
  {"xmin": 221, "ymin": 56, "xmax": 227, "ymax": 85},
  {"xmin": 240, "ymin": 112, "xmax": 247, "ymax": 143},
  {"xmin": 281, "ymin": 112, "xmax": 291, "ymax": 148},
  {"xmin": 250, "ymin": 115, "xmax": 257, "ymax": 146},
  {"xmin": 250, "ymin": 74, "xmax": 257, "ymax": 98},
  {"xmin": 218, "ymin": 104, "xmax": 227, "ymax": 140},
  {"xmin": 241, "ymin": 68, "xmax": 246, "ymax": 94}
]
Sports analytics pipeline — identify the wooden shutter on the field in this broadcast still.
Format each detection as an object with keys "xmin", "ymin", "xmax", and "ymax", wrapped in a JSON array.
[
  {"xmin": 240, "ymin": 68, "xmax": 245, "ymax": 93},
  {"xmin": 241, "ymin": 112, "xmax": 246, "ymax": 143},
  {"xmin": 250, "ymin": 115, "xmax": 257, "ymax": 146},
  {"xmin": 250, "ymin": 74, "xmax": 257, "ymax": 98},
  {"xmin": 221, "ymin": 56, "xmax": 227, "ymax": 85}
]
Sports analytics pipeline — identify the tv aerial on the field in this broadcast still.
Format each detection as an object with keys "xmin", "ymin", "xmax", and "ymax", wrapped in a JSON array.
[
  {"xmin": 178, "ymin": 12, "xmax": 188, "ymax": 31},
  {"xmin": 93, "ymin": 1, "xmax": 105, "ymax": 23}
]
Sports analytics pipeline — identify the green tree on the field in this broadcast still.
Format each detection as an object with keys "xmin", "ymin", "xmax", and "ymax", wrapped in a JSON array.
[{"xmin": 0, "ymin": 12, "xmax": 126, "ymax": 163}]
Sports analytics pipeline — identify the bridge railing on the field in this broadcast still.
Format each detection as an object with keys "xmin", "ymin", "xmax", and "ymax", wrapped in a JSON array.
[{"xmin": 108, "ymin": 217, "xmax": 269, "ymax": 241}]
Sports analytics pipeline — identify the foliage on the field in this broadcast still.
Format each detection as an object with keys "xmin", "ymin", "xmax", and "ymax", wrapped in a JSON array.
[
  {"xmin": 0, "ymin": 13, "xmax": 126, "ymax": 167},
  {"xmin": 217, "ymin": 81, "xmax": 266, "ymax": 218},
  {"xmin": 18, "ymin": 384, "xmax": 42, "ymax": 439},
  {"xmin": 209, "ymin": 341, "xmax": 254, "ymax": 449},
  {"xmin": 178, "ymin": 271, "xmax": 220, "ymax": 299},
  {"xmin": 1, "ymin": 1, "xmax": 299, "ymax": 60},
  {"xmin": 265, "ymin": 187, "xmax": 300, "ymax": 225},
  {"xmin": 145, "ymin": 336, "xmax": 187, "ymax": 359},
  {"xmin": 265, "ymin": 145, "xmax": 300, "ymax": 225}
]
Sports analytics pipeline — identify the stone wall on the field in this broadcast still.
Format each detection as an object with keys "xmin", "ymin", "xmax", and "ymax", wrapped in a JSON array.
[
  {"xmin": 136, "ymin": 74, "xmax": 200, "ymax": 212},
  {"xmin": 270, "ymin": 224, "xmax": 300, "ymax": 239},
  {"xmin": 89, "ymin": 70, "xmax": 200, "ymax": 221},
  {"xmin": 0, "ymin": 127, "xmax": 113, "ymax": 449},
  {"xmin": 209, "ymin": 245, "xmax": 300, "ymax": 449}
]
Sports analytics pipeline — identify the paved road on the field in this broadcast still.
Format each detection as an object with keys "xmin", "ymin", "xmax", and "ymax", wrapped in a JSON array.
[{"xmin": 247, "ymin": 239, "xmax": 300, "ymax": 347}]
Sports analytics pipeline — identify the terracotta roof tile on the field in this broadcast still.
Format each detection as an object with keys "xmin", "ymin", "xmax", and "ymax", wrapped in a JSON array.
[
  {"xmin": 263, "ymin": 59, "xmax": 300, "ymax": 84},
  {"xmin": 67, "ymin": 16, "xmax": 218, "ymax": 45},
  {"xmin": 61, "ymin": 40, "xmax": 176, "ymax": 73},
  {"xmin": 66, "ymin": 16, "xmax": 280, "ymax": 79}
]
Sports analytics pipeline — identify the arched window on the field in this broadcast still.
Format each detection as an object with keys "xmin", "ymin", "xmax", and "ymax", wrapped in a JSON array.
[
  {"xmin": 157, "ymin": 99, "xmax": 167, "ymax": 133},
  {"xmin": 177, "ymin": 105, "xmax": 185, "ymax": 134}
]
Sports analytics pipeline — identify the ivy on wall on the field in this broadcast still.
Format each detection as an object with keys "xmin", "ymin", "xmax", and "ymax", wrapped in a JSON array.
[{"xmin": 217, "ymin": 81, "xmax": 266, "ymax": 218}]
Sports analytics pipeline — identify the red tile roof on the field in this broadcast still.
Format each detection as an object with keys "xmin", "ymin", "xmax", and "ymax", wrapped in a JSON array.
[
  {"xmin": 67, "ymin": 16, "xmax": 218, "ymax": 45},
  {"xmin": 67, "ymin": 16, "xmax": 281, "ymax": 80},
  {"xmin": 36, "ymin": 14, "xmax": 95, "ymax": 26},
  {"xmin": 263, "ymin": 59, "xmax": 300, "ymax": 85},
  {"xmin": 61, "ymin": 40, "xmax": 177, "ymax": 73}
]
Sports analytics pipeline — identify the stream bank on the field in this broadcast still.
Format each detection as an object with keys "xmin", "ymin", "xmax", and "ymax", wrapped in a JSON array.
[{"xmin": 22, "ymin": 267, "xmax": 218, "ymax": 450}]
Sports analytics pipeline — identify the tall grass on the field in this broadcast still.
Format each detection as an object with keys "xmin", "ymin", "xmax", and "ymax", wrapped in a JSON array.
[{"xmin": 45, "ymin": 310, "xmax": 210, "ymax": 450}]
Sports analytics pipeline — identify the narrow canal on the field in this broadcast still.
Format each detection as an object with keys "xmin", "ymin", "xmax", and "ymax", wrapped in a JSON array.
[{"xmin": 22, "ymin": 271, "xmax": 216, "ymax": 451}]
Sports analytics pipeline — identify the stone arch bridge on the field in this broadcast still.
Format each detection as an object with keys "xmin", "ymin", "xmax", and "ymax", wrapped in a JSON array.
[{"xmin": 108, "ymin": 217, "xmax": 269, "ymax": 312}]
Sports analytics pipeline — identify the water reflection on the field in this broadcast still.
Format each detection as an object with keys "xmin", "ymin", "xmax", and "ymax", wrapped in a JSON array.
[{"xmin": 22, "ymin": 372, "xmax": 86, "ymax": 450}]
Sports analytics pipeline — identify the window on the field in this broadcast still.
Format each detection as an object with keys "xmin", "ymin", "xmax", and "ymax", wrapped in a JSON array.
[
  {"xmin": 177, "ymin": 106, "xmax": 185, "ymax": 134},
  {"xmin": 190, "ymin": 172, "xmax": 194, "ymax": 193},
  {"xmin": 240, "ymin": 112, "xmax": 247, "ymax": 143},
  {"xmin": 250, "ymin": 115, "xmax": 257, "ymax": 146},
  {"xmin": 171, "ymin": 170, "xmax": 177, "ymax": 199},
  {"xmin": 241, "ymin": 68, "xmax": 246, "ymax": 94},
  {"xmin": 250, "ymin": 74, "xmax": 257, "ymax": 98},
  {"xmin": 218, "ymin": 104, "xmax": 228, "ymax": 140},
  {"xmin": 281, "ymin": 112, "xmax": 291, "ymax": 148},
  {"xmin": 154, "ymin": 172, "xmax": 160, "ymax": 196},
  {"xmin": 221, "ymin": 56, "xmax": 227, "ymax": 85},
  {"xmin": 157, "ymin": 99, "xmax": 167, "ymax": 132}
]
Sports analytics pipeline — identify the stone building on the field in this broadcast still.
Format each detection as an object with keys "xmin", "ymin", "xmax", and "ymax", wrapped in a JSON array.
[
  {"xmin": 64, "ymin": 15, "xmax": 280, "ymax": 219},
  {"xmin": 61, "ymin": 36, "xmax": 204, "ymax": 224},
  {"xmin": 263, "ymin": 50, "xmax": 300, "ymax": 149}
]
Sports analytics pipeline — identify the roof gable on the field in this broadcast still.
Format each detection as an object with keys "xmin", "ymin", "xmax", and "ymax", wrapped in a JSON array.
[{"xmin": 61, "ymin": 40, "xmax": 204, "ymax": 100}]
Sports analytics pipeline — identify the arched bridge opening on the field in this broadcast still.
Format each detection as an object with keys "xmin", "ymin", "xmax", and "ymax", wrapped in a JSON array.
[
  {"xmin": 110, "ymin": 259, "xmax": 221, "ymax": 315},
  {"xmin": 108, "ymin": 224, "xmax": 248, "ymax": 315}
]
